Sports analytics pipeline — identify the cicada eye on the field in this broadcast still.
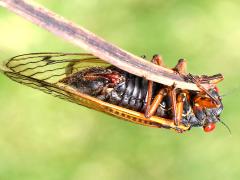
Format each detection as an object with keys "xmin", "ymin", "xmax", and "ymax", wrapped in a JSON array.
[
  {"xmin": 214, "ymin": 86, "xmax": 220, "ymax": 93},
  {"xmin": 203, "ymin": 123, "xmax": 216, "ymax": 132}
]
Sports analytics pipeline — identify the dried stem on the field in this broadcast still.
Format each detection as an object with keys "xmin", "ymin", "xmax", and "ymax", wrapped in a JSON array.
[{"xmin": 0, "ymin": 0, "xmax": 217, "ymax": 90}]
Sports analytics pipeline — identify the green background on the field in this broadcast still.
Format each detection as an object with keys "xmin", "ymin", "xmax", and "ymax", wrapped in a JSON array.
[{"xmin": 0, "ymin": 0, "xmax": 240, "ymax": 179}]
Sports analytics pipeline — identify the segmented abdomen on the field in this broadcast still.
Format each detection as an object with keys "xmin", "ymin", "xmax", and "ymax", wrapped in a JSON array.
[{"xmin": 102, "ymin": 72, "xmax": 171, "ymax": 117}]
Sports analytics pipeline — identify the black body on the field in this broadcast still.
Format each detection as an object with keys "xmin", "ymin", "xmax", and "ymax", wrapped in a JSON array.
[{"xmin": 61, "ymin": 66, "xmax": 223, "ymax": 129}]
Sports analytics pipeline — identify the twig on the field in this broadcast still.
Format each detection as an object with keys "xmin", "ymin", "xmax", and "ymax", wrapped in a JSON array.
[{"xmin": 0, "ymin": 0, "xmax": 218, "ymax": 90}]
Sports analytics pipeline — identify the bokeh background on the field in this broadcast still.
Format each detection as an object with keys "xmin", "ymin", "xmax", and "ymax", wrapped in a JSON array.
[{"xmin": 0, "ymin": 0, "xmax": 240, "ymax": 179}]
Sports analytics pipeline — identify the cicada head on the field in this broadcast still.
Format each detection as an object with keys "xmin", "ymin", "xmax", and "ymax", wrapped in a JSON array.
[{"xmin": 193, "ymin": 87, "xmax": 223, "ymax": 133}]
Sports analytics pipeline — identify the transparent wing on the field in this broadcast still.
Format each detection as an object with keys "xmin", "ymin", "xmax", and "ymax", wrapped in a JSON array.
[
  {"xmin": 3, "ymin": 52, "xmax": 111, "ymax": 84},
  {"xmin": 1, "ymin": 52, "xmax": 110, "ymax": 104}
]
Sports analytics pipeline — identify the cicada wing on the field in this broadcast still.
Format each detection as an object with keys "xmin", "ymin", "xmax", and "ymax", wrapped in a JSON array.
[
  {"xmin": 1, "ymin": 52, "xmax": 111, "ymax": 106},
  {"xmin": 3, "ymin": 52, "xmax": 111, "ymax": 84},
  {"xmin": 4, "ymin": 71, "xmax": 76, "ymax": 102}
]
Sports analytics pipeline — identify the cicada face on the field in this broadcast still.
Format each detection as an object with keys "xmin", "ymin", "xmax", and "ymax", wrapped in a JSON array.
[{"xmin": 0, "ymin": 53, "xmax": 223, "ymax": 133}]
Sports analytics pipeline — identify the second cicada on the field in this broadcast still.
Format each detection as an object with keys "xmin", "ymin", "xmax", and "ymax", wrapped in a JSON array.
[{"xmin": 1, "ymin": 53, "xmax": 224, "ymax": 133}]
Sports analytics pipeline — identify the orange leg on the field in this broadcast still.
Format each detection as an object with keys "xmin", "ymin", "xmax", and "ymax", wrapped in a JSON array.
[
  {"xmin": 170, "ymin": 59, "xmax": 188, "ymax": 125},
  {"xmin": 176, "ymin": 93, "xmax": 186, "ymax": 126},
  {"xmin": 169, "ymin": 83, "xmax": 177, "ymax": 125},
  {"xmin": 173, "ymin": 59, "xmax": 187, "ymax": 75},
  {"xmin": 152, "ymin": 54, "xmax": 164, "ymax": 66},
  {"xmin": 145, "ymin": 55, "xmax": 166, "ymax": 118},
  {"xmin": 145, "ymin": 88, "xmax": 167, "ymax": 118},
  {"xmin": 145, "ymin": 80, "xmax": 153, "ymax": 116}
]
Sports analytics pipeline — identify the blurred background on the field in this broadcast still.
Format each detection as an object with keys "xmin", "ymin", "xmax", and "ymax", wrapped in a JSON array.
[{"xmin": 0, "ymin": 0, "xmax": 240, "ymax": 179}]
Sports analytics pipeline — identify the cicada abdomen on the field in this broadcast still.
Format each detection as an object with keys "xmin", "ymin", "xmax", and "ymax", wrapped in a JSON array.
[{"xmin": 1, "ymin": 53, "xmax": 224, "ymax": 133}]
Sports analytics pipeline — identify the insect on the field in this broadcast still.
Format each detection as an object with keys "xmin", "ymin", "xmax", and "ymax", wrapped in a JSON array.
[{"xmin": 0, "ymin": 52, "xmax": 224, "ymax": 133}]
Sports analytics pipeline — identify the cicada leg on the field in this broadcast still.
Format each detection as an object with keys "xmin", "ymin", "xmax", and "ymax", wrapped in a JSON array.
[
  {"xmin": 151, "ymin": 54, "xmax": 164, "ymax": 66},
  {"xmin": 168, "ymin": 83, "xmax": 177, "ymax": 125},
  {"xmin": 173, "ymin": 58, "xmax": 187, "ymax": 75},
  {"xmin": 170, "ymin": 59, "xmax": 188, "ymax": 125},
  {"xmin": 145, "ymin": 55, "xmax": 166, "ymax": 118},
  {"xmin": 145, "ymin": 80, "xmax": 154, "ymax": 117},
  {"xmin": 145, "ymin": 88, "xmax": 168, "ymax": 118},
  {"xmin": 176, "ymin": 92, "xmax": 187, "ymax": 126}
]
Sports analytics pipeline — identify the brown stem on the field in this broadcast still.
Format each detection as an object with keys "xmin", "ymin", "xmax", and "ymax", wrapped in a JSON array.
[{"xmin": 0, "ymin": 0, "xmax": 219, "ymax": 91}]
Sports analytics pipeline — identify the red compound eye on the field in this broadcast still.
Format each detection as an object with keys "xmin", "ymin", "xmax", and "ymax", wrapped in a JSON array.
[
  {"xmin": 214, "ymin": 86, "xmax": 220, "ymax": 93},
  {"xmin": 203, "ymin": 123, "xmax": 216, "ymax": 132}
]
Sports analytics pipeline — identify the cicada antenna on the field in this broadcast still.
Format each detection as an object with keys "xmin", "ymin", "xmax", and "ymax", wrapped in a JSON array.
[
  {"xmin": 211, "ymin": 111, "xmax": 231, "ymax": 134},
  {"xmin": 217, "ymin": 117, "xmax": 231, "ymax": 135},
  {"xmin": 220, "ymin": 120, "xmax": 231, "ymax": 135}
]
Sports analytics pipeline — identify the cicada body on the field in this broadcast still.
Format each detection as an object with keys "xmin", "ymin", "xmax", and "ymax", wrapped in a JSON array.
[{"xmin": 0, "ymin": 53, "xmax": 224, "ymax": 133}]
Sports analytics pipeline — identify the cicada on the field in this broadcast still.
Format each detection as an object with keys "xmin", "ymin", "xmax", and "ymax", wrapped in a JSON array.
[{"xmin": 0, "ymin": 53, "xmax": 224, "ymax": 133}]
